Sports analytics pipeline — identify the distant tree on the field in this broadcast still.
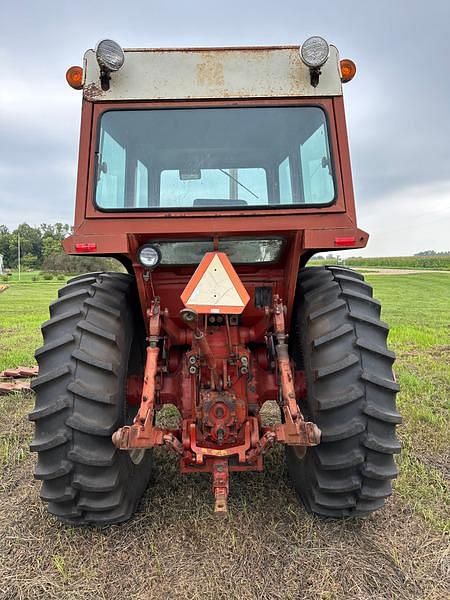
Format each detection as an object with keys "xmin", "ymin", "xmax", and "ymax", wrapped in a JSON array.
[
  {"xmin": 21, "ymin": 253, "xmax": 39, "ymax": 269},
  {"xmin": 42, "ymin": 236, "xmax": 63, "ymax": 260},
  {"xmin": 0, "ymin": 225, "xmax": 13, "ymax": 267},
  {"xmin": 0, "ymin": 222, "xmax": 75, "ymax": 269},
  {"xmin": 41, "ymin": 252, "xmax": 124, "ymax": 275},
  {"xmin": 40, "ymin": 223, "xmax": 72, "ymax": 241},
  {"xmin": 415, "ymin": 250, "xmax": 449, "ymax": 256},
  {"xmin": 8, "ymin": 223, "xmax": 43, "ymax": 267}
]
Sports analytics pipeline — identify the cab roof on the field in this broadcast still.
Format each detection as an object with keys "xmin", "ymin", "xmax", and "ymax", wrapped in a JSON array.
[{"xmin": 82, "ymin": 44, "xmax": 343, "ymax": 102}]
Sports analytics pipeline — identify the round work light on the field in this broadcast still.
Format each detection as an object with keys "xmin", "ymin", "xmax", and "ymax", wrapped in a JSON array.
[
  {"xmin": 300, "ymin": 36, "xmax": 330, "ymax": 68},
  {"xmin": 138, "ymin": 245, "xmax": 161, "ymax": 269},
  {"xmin": 95, "ymin": 39, "xmax": 125, "ymax": 72}
]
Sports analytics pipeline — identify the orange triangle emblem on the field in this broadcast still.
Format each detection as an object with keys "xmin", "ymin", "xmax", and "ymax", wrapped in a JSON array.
[{"xmin": 181, "ymin": 252, "xmax": 250, "ymax": 314}]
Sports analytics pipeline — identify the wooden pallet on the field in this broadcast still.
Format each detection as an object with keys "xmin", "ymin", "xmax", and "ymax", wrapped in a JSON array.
[{"xmin": 0, "ymin": 366, "xmax": 38, "ymax": 395}]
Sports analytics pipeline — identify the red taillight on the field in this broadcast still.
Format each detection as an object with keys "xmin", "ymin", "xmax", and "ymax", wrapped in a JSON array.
[
  {"xmin": 334, "ymin": 237, "xmax": 356, "ymax": 247},
  {"xmin": 75, "ymin": 242, "xmax": 97, "ymax": 253}
]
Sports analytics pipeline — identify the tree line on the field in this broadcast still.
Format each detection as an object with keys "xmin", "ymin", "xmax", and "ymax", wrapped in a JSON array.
[
  {"xmin": 0, "ymin": 223, "xmax": 71, "ymax": 269},
  {"xmin": 0, "ymin": 223, "xmax": 121, "ymax": 274},
  {"xmin": 414, "ymin": 250, "xmax": 450, "ymax": 256}
]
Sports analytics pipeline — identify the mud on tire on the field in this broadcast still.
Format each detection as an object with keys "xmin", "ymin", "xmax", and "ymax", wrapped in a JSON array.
[
  {"xmin": 30, "ymin": 272, "xmax": 152, "ymax": 525},
  {"xmin": 287, "ymin": 266, "xmax": 401, "ymax": 517}
]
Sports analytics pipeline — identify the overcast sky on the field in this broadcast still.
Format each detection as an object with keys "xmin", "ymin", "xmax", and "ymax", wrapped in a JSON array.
[{"xmin": 1, "ymin": 0, "xmax": 449, "ymax": 256}]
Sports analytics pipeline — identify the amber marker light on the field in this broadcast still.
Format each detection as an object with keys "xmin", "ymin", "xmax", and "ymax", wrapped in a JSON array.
[
  {"xmin": 66, "ymin": 66, "xmax": 84, "ymax": 89},
  {"xmin": 340, "ymin": 59, "xmax": 357, "ymax": 83}
]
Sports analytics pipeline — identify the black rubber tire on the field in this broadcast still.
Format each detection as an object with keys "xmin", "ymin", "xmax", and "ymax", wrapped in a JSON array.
[
  {"xmin": 29, "ymin": 272, "xmax": 152, "ymax": 525},
  {"xmin": 286, "ymin": 266, "xmax": 401, "ymax": 517}
]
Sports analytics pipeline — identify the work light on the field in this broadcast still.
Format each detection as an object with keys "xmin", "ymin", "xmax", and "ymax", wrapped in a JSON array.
[
  {"xmin": 137, "ymin": 244, "xmax": 161, "ymax": 269},
  {"xmin": 300, "ymin": 36, "xmax": 330, "ymax": 68},
  {"xmin": 95, "ymin": 39, "xmax": 125, "ymax": 72}
]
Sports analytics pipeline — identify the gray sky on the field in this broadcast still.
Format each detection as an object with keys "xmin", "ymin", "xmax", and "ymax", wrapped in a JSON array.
[{"xmin": 1, "ymin": 0, "xmax": 449, "ymax": 256}]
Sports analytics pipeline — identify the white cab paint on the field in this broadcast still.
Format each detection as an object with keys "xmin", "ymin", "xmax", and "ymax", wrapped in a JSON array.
[{"xmin": 82, "ymin": 45, "xmax": 342, "ymax": 101}]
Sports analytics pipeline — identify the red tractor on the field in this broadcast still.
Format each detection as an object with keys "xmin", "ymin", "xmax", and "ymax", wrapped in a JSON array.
[{"xmin": 30, "ymin": 38, "xmax": 401, "ymax": 524}]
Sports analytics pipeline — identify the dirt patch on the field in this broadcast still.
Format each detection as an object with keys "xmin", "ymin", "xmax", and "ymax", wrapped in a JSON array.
[
  {"xmin": 0, "ymin": 395, "xmax": 449, "ymax": 600},
  {"xmin": 416, "ymin": 452, "xmax": 450, "ymax": 483},
  {"xmin": 428, "ymin": 345, "xmax": 450, "ymax": 358}
]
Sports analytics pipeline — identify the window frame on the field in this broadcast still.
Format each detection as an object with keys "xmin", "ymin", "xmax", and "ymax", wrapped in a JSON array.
[{"xmin": 84, "ymin": 97, "xmax": 349, "ymax": 221}]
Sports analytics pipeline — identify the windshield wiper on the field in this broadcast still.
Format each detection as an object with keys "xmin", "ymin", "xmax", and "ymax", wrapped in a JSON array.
[{"xmin": 218, "ymin": 169, "xmax": 259, "ymax": 200}]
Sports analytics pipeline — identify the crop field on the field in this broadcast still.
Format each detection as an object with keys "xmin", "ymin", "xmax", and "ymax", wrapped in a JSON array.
[
  {"xmin": 309, "ymin": 256, "xmax": 450, "ymax": 270},
  {"xmin": 0, "ymin": 273, "xmax": 449, "ymax": 599}
]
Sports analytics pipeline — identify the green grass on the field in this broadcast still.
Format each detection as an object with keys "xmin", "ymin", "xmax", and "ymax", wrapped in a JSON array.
[
  {"xmin": 1, "ymin": 271, "xmax": 69, "ymax": 284},
  {"xmin": 395, "ymin": 448, "xmax": 449, "ymax": 533},
  {"xmin": 0, "ymin": 429, "xmax": 26, "ymax": 467},
  {"xmin": 363, "ymin": 273, "xmax": 450, "ymax": 531},
  {"xmin": 0, "ymin": 392, "xmax": 31, "ymax": 468},
  {"xmin": 0, "ymin": 282, "xmax": 63, "ymax": 371},
  {"xmin": 365, "ymin": 273, "xmax": 450, "ymax": 350}
]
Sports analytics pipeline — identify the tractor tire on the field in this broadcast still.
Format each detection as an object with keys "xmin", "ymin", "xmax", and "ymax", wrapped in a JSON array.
[
  {"xmin": 286, "ymin": 266, "xmax": 401, "ymax": 517},
  {"xmin": 30, "ymin": 272, "xmax": 152, "ymax": 525}
]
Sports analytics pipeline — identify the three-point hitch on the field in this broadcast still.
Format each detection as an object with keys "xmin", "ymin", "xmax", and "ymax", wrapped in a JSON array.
[{"xmin": 112, "ymin": 293, "xmax": 321, "ymax": 514}]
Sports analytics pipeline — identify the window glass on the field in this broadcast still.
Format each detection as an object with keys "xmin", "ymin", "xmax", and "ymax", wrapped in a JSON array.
[
  {"xmin": 95, "ymin": 107, "xmax": 335, "ymax": 210},
  {"xmin": 300, "ymin": 124, "xmax": 334, "ymax": 203},
  {"xmin": 96, "ymin": 131, "xmax": 126, "ymax": 208},
  {"xmin": 278, "ymin": 156, "xmax": 293, "ymax": 203},
  {"xmin": 160, "ymin": 169, "xmax": 225, "ymax": 208},
  {"xmin": 135, "ymin": 160, "xmax": 148, "ymax": 208},
  {"xmin": 160, "ymin": 168, "xmax": 267, "ymax": 208}
]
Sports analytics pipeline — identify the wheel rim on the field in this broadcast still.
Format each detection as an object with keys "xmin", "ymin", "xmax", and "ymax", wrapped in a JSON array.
[
  {"xmin": 292, "ymin": 445, "xmax": 307, "ymax": 460},
  {"xmin": 129, "ymin": 448, "xmax": 146, "ymax": 465}
]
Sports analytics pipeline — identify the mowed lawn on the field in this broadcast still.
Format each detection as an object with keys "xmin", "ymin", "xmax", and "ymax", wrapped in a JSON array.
[
  {"xmin": 0, "ymin": 282, "xmax": 64, "ymax": 371},
  {"xmin": 0, "ymin": 273, "xmax": 449, "ymax": 599}
]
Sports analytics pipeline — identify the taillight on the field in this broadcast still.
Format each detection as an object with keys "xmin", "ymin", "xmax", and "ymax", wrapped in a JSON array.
[
  {"xmin": 75, "ymin": 242, "xmax": 97, "ymax": 253},
  {"xmin": 334, "ymin": 237, "xmax": 356, "ymax": 247}
]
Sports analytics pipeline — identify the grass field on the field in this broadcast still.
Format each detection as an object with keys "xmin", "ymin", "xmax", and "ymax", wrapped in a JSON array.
[
  {"xmin": 1, "ymin": 271, "xmax": 70, "ymax": 283},
  {"xmin": 0, "ymin": 272, "xmax": 449, "ymax": 599}
]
